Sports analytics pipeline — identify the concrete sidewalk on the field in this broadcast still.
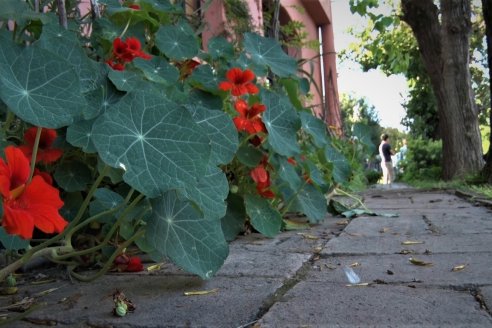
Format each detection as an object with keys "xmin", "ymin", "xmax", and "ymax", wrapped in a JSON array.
[{"xmin": 2, "ymin": 187, "xmax": 492, "ymax": 327}]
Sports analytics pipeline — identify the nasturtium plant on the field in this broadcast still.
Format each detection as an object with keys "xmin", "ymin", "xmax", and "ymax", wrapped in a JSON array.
[{"xmin": 0, "ymin": 0, "xmax": 354, "ymax": 283}]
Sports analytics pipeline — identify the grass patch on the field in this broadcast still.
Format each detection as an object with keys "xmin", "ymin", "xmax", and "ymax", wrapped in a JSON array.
[{"xmin": 405, "ymin": 179, "xmax": 492, "ymax": 201}]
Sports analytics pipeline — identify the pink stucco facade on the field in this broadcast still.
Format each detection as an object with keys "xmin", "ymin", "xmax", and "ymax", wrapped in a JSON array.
[{"xmin": 202, "ymin": 0, "xmax": 342, "ymax": 135}]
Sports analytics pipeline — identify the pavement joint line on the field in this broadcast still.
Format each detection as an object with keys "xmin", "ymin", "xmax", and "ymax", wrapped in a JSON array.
[{"xmin": 472, "ymin": 289, "xmax": 492, "ymax": 318}]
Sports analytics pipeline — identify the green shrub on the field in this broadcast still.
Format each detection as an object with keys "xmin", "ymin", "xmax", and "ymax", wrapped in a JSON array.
[
  {"xmin": 365, "ymin": 169, "xmax": 382, "ymax": 184},
  {"xmin": 400, "ymin": 138, "xmax": 442, "ymax": 181}
]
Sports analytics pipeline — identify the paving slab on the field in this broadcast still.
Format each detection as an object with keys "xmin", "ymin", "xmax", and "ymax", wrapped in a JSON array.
[
  {"xmin": 343, "ymin": 216, "xmax": 430, "ymax": 237},
  {"xmin": 305, "ymin": 253, "xmax": 492, "ymax": 287},
  {"xmin": 258, "ymin": 282, "xmax": 492, "ymax": 328},
  {"xmin": 424, "ymin": 214, "xmax": 492, "ymax": 234},
  {"xmin": 5, "ymin": 275, "xmax": 282, "ymax": 328},
  {"xmin": 322, "ymin": 232, "xmax": 492, "ymax": 256}
]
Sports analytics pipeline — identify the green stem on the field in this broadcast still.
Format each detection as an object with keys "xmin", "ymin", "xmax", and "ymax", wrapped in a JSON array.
[
  {"xmin": 27, "ymin": 127, "xmax": 42, "ymax": 183},
  {"xmin": 335, "ymin": 187, "xmax": 371, "ymax": 212},
  {"xmin": 69, "ymin": 229, "xmax": 145, "ymax": 282},
  {"xmin": 55, "ymin": 194, "xmax": 146, "ymax": 261},
  {"xmin": 119, "ymin": 17, "xmax": 132, "ymax": 38}
]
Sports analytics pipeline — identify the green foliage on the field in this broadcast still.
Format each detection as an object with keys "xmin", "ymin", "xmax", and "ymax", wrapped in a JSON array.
[
  {"xmin": 400, "ymin": 138, "xmax": 443, "ymax": 181},
  {"xmin": 344, "ymin": 0, "xmax": 488, "ymax": 140},
  {"xmin": 0, "ymin": 0, "xmax": 356, "ymax": 281}
]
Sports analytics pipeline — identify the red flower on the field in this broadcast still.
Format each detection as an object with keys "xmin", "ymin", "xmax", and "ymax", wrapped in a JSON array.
[
  {"xmin": 0, "ymin": 147, "xmax": 67, "ymax": 239},
  {"xmin": 106, "ymin": 59, "xmax": 125, "ymax": 71},
  {"xmin": 287, "ymin": 157, "xmax": 297, "ymax": 166},
  {"xmin": 219, "ymin": 68, "xmax": 259, "ymax": 96},
  {"xmin": 128, "ymin": 4, "xmax": 140, "ymax": 9},
  {"xmin": 249, "ymin": 136, "xmax": 263, "ymax": 147},
  {"xmin": 34, "ymin": 169, "xmax": 53, "ymax": 185},
  {"xmin": 19, "ymin": 127, "xmax": 63, "ymax": 164},
  {"xmin": 126, "ymin": 257, "xmax": 144, "ymax": 272},
  {"xmin": 113, "ymin": 254, "xmax": 144, "ymax": 272},
  {"xmin": 107, "ymin": 37, "xmax": 151, "ymax": 70},
  {"xmin": 233, "ymin": 99, "xmax": 266, "ymax": 134},
  {"xmin": 250, "ymin": 164, "xmax": 275, "ymax": 199}
]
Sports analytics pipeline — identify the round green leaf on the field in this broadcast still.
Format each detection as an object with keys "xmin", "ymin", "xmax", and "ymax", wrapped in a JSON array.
[
  {"xmin": 146, "ymin": 191, "xmax": 229, "ymax": 279},
  {"xmin": 108, "ymin": 70, "xmax": 144, "ymax": 92},
  {"xmin": 244, "ymin": 33, "xmax": 297, "ymax": 77},
  {"xmin": 133, "ymin": 57, "xmax": 179, "ymax": 85},
  {"xmin": 179, "ymin": 165, "xmax": 229, "ymax": 221},
  {"xmin": 236, "ymin": 144, "xmax": 264, "ymax": 167},
  {"xmin": 54, "ymin": 161, "xmax": 93, "ymax": 192},
  {"xmin": 262, "ymin": 90, "xmax": 301, "ymax": 157},
  {"xmin": 277, "ymin": 157, "xmax": 302, "ymax": 191},
  {"xmin": 38, "ymin": 23, "xmax": 101, "ymax": 92},
  {"xmin": 185, "ymin": 104, "xmax": 238, "ymax": 165},
  {"xmin": 325, "ymin": 143, "xmax": 351, "ymax": 184},
  {"xmin": 155, "ymin": 22, "xmax": 199, "ymax": 60},
  {"xmin": 0, "ymin": 44, "xmax": 86, "ymax": 128},
  {"xmin": 89, "ymin": 188, "xmax": 124, "ymax": 223},
  {"xmin": 300, "ymin": 111, "xmax": 328, "ymax": 148},
  {"xmin": 66, "ymin": 119, "xmax": 97, "ymax": 153},
  {"xmin": 188, "ymin": 65, "xmax": 221, "ymax": 93},
  {"xmin": 0, "ymin": 227, "xmax": 29, "ymax": 250},
  {"xmin": 60, "ymin": 192, "xmax": 84, "ymax": 222},
  {"xmin": 92, "ymin": 90, "xmax": 211, "ymax": 197},
  {"xmin": 283, "ymin": 184, "xmax": 327, "ymax": 223},
  {"xmin": 84, "ymin": 75, "xmax": 124, "ymax": 120},
  {"xmin": 208, "ymin": 37, "xmax": 234, "ymax": 60},
  {"xmin": 244, "ymin": 194, "xmax": 282, "ymax": 238}
]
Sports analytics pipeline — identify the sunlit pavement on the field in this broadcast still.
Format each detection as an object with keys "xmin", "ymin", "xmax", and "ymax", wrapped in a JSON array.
[{"xmin": 4, "ymin": 188, "xmax": 492, "ymax": 327}]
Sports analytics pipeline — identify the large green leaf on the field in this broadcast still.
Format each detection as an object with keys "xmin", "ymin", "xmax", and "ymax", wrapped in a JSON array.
[
  {"xmin": 108, "ymin": 70, "xmax": 145, "ymax": 92},
  {"xmin": 146, "ymin": 191, "xmax": 229, "ymax": 279},
  {"xmin": 89, "ymin": 188, "xmax": 124, "ymax": 223},
  {"xmin": 236, "ymin": 144, "xmax": 263, "ymax": 167},
  {"xmin": 300, "ymin": 112, "xmax": 328, "ymax": 148},
  {"xmin": 277, "ymin": 157, "xmax": 302, "ymax": 191},
  {"xmin": 83, "ymin": 75, "xmax": 124, "ymax": 120},
  {"xmin": 325, "ymin": 143, "xmax": 351, "ymax": 184},
  {"xmin": 188, "ymin": 65, "xmax": 221, "ymax": 93},
  {"xmin": 180, "ymin": 165, "xmax": 229, "ymax": 221},
  {"xmin": 37, "ymin": 24, "xmax": 100, "ymax": 92},
  {"xmin": 60, "ymin": 192, "xmax": 84, "ymax": 222},
  {"xmin": 284, "ymin": 184, "xmax": 327, "ymax": 223},
  {"xmin": 0, "ymin": 42, "xmax": 86, "ymax": 128},
  {"xmin": 221, "ymin": 194, "xmax": 245, "ymax": 241},
  {"xmin": 133, "ymin": 57, "xmax": 179, "ymax": 85},
  {"xmin": 243, "ymin": 33, "xmax": 297, "ymax": 77},
  {"xmin": 208, "ymin": 37, "xmax": 234, "ymax": 60},
  {"xmin": 155, "ymin": 21, "xmax": 199, "ymax": 60},
  {"xmin": 244, "ymin": 194, "xmax": 282, "ymax": 237},
  {"xmin": 185, "ymin": 104, "xmax": 238, "ymax": 165},
  {"xmin": 66, "ymin": 119, "xmax": 97, "ymax": 153},
  {"xmin": 92, "ymin": 90, "xmax": 211, "ymax": 197},
  {"xmin": 262, "ymin": 91, "xmax": 301, "ymax": 157},
  {"xmin": 54, "ymin": 161, "xmax": 92, "ymax": 192},
  {"xmin": 353, "ymin": 122, "xmax": 376, "ymax": 152},
  {"xmin": 0, "ymin": 227, "xmax": 29, "ymax": 250}
]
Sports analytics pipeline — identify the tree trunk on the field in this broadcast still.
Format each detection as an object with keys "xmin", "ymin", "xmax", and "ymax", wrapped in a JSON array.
[
  {"xmin": 482, "ymin": 0, "xmax": 492, "ymax": 183},
  {"xmin": 402, "ymin": 0, "xmax": 483, "ymax": 180}
]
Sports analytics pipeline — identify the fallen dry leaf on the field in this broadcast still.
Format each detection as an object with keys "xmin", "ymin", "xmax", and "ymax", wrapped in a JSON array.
[
  {"xmin": 146, "ymin": 263, "xmax": 165, "ymax": 272},
  {"xmin": 398, "ymin": 249, "xmax": 414, "ymax": 255},
  {"xmin": 336, "ymin": 220, "xmax": 349, "ymax": 226},
  {"xmin": 401, "ymin": 240, "xmax": 425, "ymax": 245},
  {"xmin": 451, "ymin": 264, "xmax": 467, "ymax": 272},
  {"xmin": 379, "ymin": 227, "xmax": 390, "ymax": 233},
  {"xmin": 297, "ymin": 233, "xmax": 319, "ymax": 240},
  {"xmin": 349, "ymin": 262, "xmax": 361, "ymax": 268},
  {"xmin": 184, "ymin": 288, "xmax": 219, "ymax": 296},
  {"xmin": 346, "ymin": 283, "xmax": 371, "ymax": 287},
  {"xmin": 409, "ymin": 257, "xmax": 433, "ymax": 267}
]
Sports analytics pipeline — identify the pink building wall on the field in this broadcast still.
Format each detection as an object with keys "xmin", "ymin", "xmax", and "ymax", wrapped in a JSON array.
[{"xmin": 202, "ymin": 0, "xmax": 342, "ymax": 134}]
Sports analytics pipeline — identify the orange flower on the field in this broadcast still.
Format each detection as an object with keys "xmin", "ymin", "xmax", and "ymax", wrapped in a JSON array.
[
  {"xmin": 219, "ymin": 68, "xmax": 259, "ymax": 96},
  {"xmin": 19, "ymin": 127, "xmax": 63, "ymax": 164},
  {"xmin": 233, "ymin": 99, "xmax": 266, "ymax": 134},
  {"xmin": 0, "ymin": 147, "xmax": 67, "ymax": 239}
]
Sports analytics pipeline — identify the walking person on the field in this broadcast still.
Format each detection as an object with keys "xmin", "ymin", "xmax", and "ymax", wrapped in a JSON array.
[{"xmin": 379, "ymin": 134, "xmax": 395, "ymax": 185}]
